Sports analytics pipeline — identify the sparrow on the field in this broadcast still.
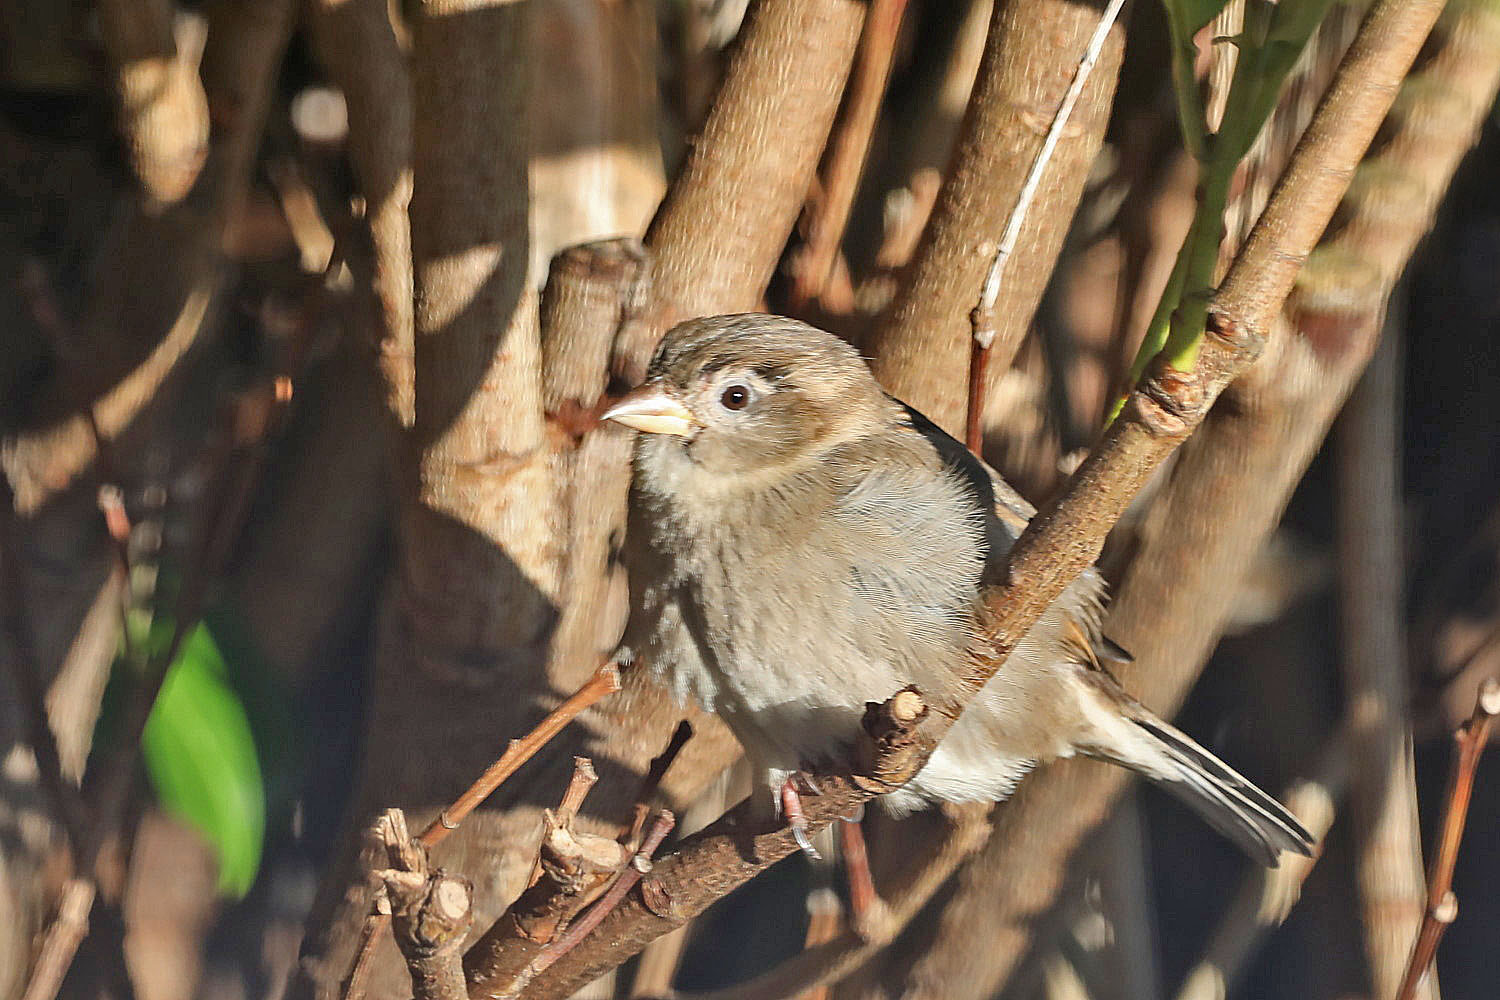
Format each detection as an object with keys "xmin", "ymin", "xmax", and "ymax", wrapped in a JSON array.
[{"xmin": 603, "ymin": 313, "xmax": 1313, "ymax": 866}]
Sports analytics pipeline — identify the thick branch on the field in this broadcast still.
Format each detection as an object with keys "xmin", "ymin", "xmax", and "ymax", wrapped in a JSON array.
[
  {"xmin": 308, "ymin": 0, "xmax": 415, "ymax": 427},
  {"xmin": 403, "ymin": 0, "xmax": 557, "ymax": 676},
  {"xmin": 1337, "ymin": 320, "xmax": 1432, "ymax": 1000},
  {"xmin": 865, "ymin": 0, "xmax": 1126, "ymax": 437},
  {"xmin": 613, "ymin": 0, "xmax": 866, "ymax": 379},
  {"xmin": 888, "ymin": 0, "xmax": 1471, "ymax": 991},
  {"xmin": 96, "ymin": 0, "xmax": 209, "ymax": 206}
]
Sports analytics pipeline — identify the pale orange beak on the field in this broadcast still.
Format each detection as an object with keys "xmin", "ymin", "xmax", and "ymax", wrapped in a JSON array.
[{"xmin": 601, "ymin": 384, "xmax": 699, "ymax": 437}]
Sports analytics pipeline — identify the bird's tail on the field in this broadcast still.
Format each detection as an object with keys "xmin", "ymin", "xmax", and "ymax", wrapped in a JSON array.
[{"xmin": 1072, "ymin": 666, "xmax": 1315, "ymax": 866}]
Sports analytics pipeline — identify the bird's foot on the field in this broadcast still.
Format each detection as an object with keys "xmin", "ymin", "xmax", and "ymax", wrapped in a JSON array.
[{"xmin": 780, "ymin": 776, "xmax": 822, "ymax": 860}]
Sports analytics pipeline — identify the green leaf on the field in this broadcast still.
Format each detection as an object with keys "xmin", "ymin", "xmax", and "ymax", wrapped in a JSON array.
[{"xmin": 142, "ymin": 623, "xmax": 266, "ymax": 898}]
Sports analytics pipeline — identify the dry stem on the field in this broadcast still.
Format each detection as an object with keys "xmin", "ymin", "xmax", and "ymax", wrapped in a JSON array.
[
  {"xmin": 419, "ymin": 664, "xmax": 622, "ymax": 848},
  {"xmin": 1394, "ymin": 681, "xmax": 1500, "ymax": 1000}
]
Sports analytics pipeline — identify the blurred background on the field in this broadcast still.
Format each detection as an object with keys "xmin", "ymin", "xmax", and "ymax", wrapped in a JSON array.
[{"xmin": 2, "ymin": 0, "xmax": 1498, "ymax": 997}]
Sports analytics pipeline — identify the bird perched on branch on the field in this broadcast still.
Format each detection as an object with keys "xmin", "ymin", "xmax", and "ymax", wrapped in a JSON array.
[{"xmin": 604, "ymin": 313, "xmax": 1313, "ymax": 866}]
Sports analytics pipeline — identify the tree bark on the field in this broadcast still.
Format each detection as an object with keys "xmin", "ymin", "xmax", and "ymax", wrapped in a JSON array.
[{"xmin": 864, "ymin": 0, "xmax": 1126, "ymax": 437}]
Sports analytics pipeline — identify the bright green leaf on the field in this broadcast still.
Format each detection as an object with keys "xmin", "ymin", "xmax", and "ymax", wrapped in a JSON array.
[{"xmin": 141, "ymin": 623, "xmax": 265, "ymax": 898}]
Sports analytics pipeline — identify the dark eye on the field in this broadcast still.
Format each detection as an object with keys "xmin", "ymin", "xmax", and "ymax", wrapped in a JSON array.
[{"xmin": 719, "ymin": 384, "xmax": 751, "ymax": 410}]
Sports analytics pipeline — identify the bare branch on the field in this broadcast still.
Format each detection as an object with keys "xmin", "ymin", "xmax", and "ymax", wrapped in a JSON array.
[
  {"xmin": 614, "ymin": 0, "xmax": 867, "ymax": 379},
  {"xmin": 888, "ymin": 0, "xmax": 1466, "ymax": 991},
  {"xmin": 419, "ymin": 665, "xmax": 622, "ymax": 850},
  {"xmin": 965, "ymin": 0, "xmax": 1128, "ymax": 451},
  {"xmin": 341, "ymin": 668, "xmax": 622, "ymax": 995},
  {"xmin": 1395, "ymin": 681, "xmax": 1500, "ymax": 1000},
  {"xmin": 866, "ymin": 0, "xmax": 1127, "ymax": 437},
  {"xmin": 463, "ymin": 757, "xmax": 626, "ymax": 996},
  {"xmin": 1337, "ymin": 314, "xmax": 1431, "ymax": 1000},
  {"xmin": 788, "ymin": 0, "xmax": 910, "ymax": 312}
]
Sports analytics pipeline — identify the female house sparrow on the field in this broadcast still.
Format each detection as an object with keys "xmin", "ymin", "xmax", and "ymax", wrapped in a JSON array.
[{"xmin": 604, "ymin": 314, "xmax": 1312, "ymax": 865}]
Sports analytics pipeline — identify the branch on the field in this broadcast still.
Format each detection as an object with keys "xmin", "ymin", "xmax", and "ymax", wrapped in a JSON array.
[
  {"xmin": 1174, "ymin": 736, "xmax": 1348, "ymax": 1000},
  {"xmin": 658, "ymin": 803, "xmax": 993, "ymax": 1000},
  {"xmin": 886, "ymin": 0, "xmax": 1465, "ymax": 991},
  {"xmin": 1337, "ymin": 313, "xmax": 1431, "ymax": 1000},
  {"xmin": 787, "ymin": 0, "xmax": 909, "ymax": 312},
  {"xmin": 368, "ymin": 810, "xmax": 474, "ymax": 1000},
  {"xmin": 508, "ymin": 2, "xmax": 1439, "ymax": 990},
  {"xmin": 308, "ymin": 0, "xmax": 415, "ymax": 427},
  {"xmin": 614, "ymin": 0, "xmax": 867, "ymax": 379},
  {"xmin": 402, "ymin": 0, "xmax": 557, "ymax": 676},
  {"xmin": 965, "ymin": 0, "xmax": 1129, "ymax": 452},
  {"xmin": 866, "ymin": 0, "xmax": 1127, "ymax": 438},
  {"xmin": 1394, "ymin": 681, "xmax": 1500, "ymax": 1000},
  {"xmin": 458, "ymin": 755, "xmax": 620, "ymax": 992},
  {"xmin": 518, "ymin": 691, "xmax": 931, "ymax": 998},
  {"xmin": 340, "ymin": 667, "xmax": 621, "ymax": 998},
  {"xmin": 96, "ymin": 0, "xmax": 209, "ymax": 205},
  {"xmin": 954, "ymin": 0, "xmax": 1442, "ymax": 708}
]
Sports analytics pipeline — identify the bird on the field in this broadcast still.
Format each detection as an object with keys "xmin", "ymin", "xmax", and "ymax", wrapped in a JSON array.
[{"xmin": 602, "ymin": 313, "xmax": 1314, "ymax": 866}]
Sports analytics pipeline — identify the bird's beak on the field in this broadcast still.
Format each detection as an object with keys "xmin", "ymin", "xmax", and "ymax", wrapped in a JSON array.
[{"xmin": 601, "ymin": 384, "xmax": 700, "ymax": 437}]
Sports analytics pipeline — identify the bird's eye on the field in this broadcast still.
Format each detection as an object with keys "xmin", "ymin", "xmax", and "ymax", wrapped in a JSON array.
[{"xmin": 719, "ymin": 384, "xmax": 751, "ymax": 411}]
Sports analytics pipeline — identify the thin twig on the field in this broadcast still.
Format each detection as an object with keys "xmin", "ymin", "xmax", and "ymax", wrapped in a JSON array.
[
  {"xmin": 965, "ymin": 0, "xmax": 1129, "ymax": 453},
  {"xmin": 419, "ymin": 663, "xmax": 622, "ymax": 848},
  {"xmin": 624, "ymin": 720, "xmax": 695, "ymax": 849},
  {"xmin": 1394, "ymin": 679, "xmax": 1500, "ymax": 1000},
  {"xmin": 341, "ymin": 665, "xmax": 623, "ymax": 999},
  {"xmin": 524, "ymin": 812, "xmax": 678, "ymax": 985}
]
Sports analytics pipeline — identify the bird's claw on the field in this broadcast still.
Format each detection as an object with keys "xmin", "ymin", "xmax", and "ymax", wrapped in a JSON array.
[
  {"xmin": 781, "ymin": 777, "xmax": 822, "ymax": 860},
  {"xmin": 791, "ymin": 820, "xmax": 822, "ymax": 860}
]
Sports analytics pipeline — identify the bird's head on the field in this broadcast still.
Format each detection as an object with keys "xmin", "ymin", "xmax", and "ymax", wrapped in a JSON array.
[{"xmin": 603, "ymin": 314, "xmax": 891, "ymax": 485}]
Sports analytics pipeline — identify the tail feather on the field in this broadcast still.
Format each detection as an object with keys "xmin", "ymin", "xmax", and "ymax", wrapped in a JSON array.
[
  {"xmin": 1130, "ymin": 716, "xmax": 1315, "ymax": 866},
  {"xmin": 1073, "ymin": 666, "xmax": 1315, "ymax": 866}
]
